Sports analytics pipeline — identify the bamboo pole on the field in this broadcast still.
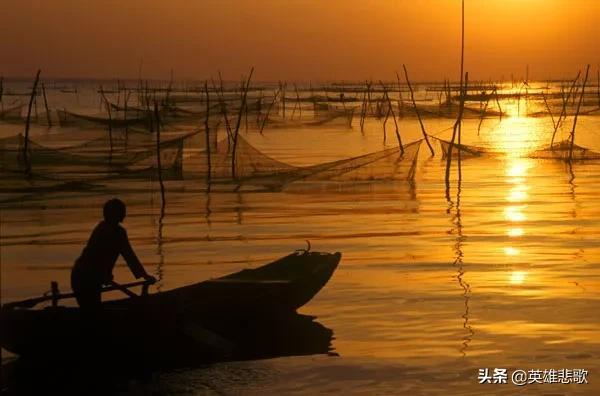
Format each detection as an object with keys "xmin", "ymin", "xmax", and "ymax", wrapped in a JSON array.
[
  {"xmin": 213, "ymin": 75, "xmax": 233, "ymax": 144},
  {"xmin": 281, "ymin": 81, "xmax": 286, "ymax": 118},
  {"xmin": 551, "ymin": 71, "xmax": 581, "ymax": 147},
  {"xmin": 597, "ymin": 68, "xmax": 600, "ymax": 107},
  {"xmin": 379, "ymin": 82, "xmax": 403, "ymax": 153},
  {"xmin": 402, "ymin": 65, "xmax": 434, "ymax": 155},
  {"xmin": 99, "ymin": 86, "xmax": 113, "ymax": 153},
  {"xmin": 231, "ymin": 67, "xmax": 254, "ymax": 180},
  {"xmin": 382, "ymin": 107, "xmax": 390, "ymax": 143},
  {"xmin": 568, "ymin": 65, "xmax": 590, "ymax": 162},
  {"xmin": 542, "ymin": 91, "xmax": 556, "ymax": 130},
  {"xmin": 395, "ymin": 71, "xmax": 405, "ymax": 117},
  {"xmin": 477, "ymin": 98, "xmax": 489, "ymax": 135},
  {"xmin": 41, "ymin": 82, "xmax": 52, "ymax": 127},
  {"xmin": 123, "ymin": 89, "xmax": 131, "ymax": 137},
  {"xmin": 23, "ymin": 70, "xmax": 41, "ymax": 171},
  {"xmin": 204, "ymin": 81, "xmax": 212, "ymax": 184},
  {"xmin": 445, "ymin": 72, "xmax": 469, "ymax": 191},
  {"xmin": 444, "ymin": 0, "xmax": 465, "ymax": 191},
  {"xmin": 259, "ymin": 86, "xmax": 281, "ymax": 134}
]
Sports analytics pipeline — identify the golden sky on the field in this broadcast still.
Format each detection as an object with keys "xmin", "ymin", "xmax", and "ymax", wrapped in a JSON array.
[{"xmin": 1, "ymin": 0, "xmax": 598, "ymax": 81}]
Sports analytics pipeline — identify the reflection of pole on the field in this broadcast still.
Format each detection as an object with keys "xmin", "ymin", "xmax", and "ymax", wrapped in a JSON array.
[
  {"xmin": 154, "ymin": 102, "xmax": 166, "ymax": 212},
  {"xmin": 567, "ymin": 162, "xmax": 577, "ymax": 218},
  {"xmin": 205, "ymin": 190, "xmax": 212, "ymax": 228},
  {"xmin": 453, "ymin": 173, "xmax": 473, "ymax": 356},
  {"xmin": 155, "ymin": 203, "xmax": 165, "ymax": 292},
  {"xmin": 0, "ymin": 209, "xmax": 3, "ymax": 363},
  {"xmin": 236, "ymin": 192, "xmax": 243, "ymax": 225}
]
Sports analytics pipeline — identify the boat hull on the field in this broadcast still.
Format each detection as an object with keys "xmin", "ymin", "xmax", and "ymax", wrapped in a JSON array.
[{"xmin": 0, "ymin": 251, "xmax": 341, "ymax": 358}]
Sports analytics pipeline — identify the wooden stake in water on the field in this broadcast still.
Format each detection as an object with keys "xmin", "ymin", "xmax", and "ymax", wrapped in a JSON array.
[
  {"xmin": 41, "ymin": 82, "xmax": 52, "ymax": 127},
  {"xmin": 542, "ymin": 91, "xmax": 556, "ymax": 130},
  {"xmin": 444, "ymin": 0, "xmax": 466, "ymax": 192},
  {"xmin": 597, "ymin": 68, "xmax": 600, "ymax": 107},
  {"xmin": 23, "ymin": 69, "xmax": 41, "ymax": 171},
  {"xmin": 402, "ymin": 65, "xmax": 434, "ymax": 156},
  {"xmin": 379, "ymin": 82, "xmax": 403, "ymax": 154},
  {"xmin": 100, "ymin": 86, "xmax": 113, "ymax": 154},
  {"xmin": 395, "ymin": 72, "xmax": 404, "ymax": 117},
  {"xmin": 551, "ymin": 71, "xmax": 580, "ymax": 147},
  {"xmin": 259, "ymin": 86, "xmax": 281, "ymax": 135},
  {"xmin": 204, "ymin": 81, "xmax": 212, "ymax": 184},
  {"xmin": 231, "ymin": 67, "xmax": 254, "ymax": 180},
  {"xmin": 569, "ymin": 65, "xmax": 590, "ymax": 163}
]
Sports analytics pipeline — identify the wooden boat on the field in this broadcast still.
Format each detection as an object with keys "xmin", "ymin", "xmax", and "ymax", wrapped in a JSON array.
[
  {"xmin": 56, "ymin": 108, "xmax": 152, "ymax": 129},
  {"xmin": 0, "ymin": 103, "xmax": 25, "ymax": 122},
  {"xmin": 0, "ymin": 251, "xmax": 341, "ymax": 360}
]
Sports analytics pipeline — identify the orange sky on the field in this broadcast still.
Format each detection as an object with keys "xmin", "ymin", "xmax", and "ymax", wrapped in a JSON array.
[{"xmin": 1, "ymin": 0, "xmax": 598, "ymax": 81}]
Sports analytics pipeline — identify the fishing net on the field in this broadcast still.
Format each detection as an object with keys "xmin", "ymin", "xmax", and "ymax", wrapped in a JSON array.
[
  {"xmin": 263, "ymin": 111, "xmax": 354, "ymax": 129},
  {"xmin": 430, "ymin": 136, "xmax": 489, "ymax": 158},
  {"xmin": 529, "ymin": 140, "xmax": 600, "ymax": 161},
  {"xmin": 0, "ymin": 129, "xmax": 202, "ymax": 175},
  {"xmin": 187, "ymin": 135, "xmax": 422, "ymax": 188},
  {"xmin": 56, "ymin": 109, "xmax": 153, "ymax": 129},
  {"xmin": 413, "ymin": 103, "xmax": 503, "ymax": 119},
  {"xmin": 296, "ymin": 139, "xmax": 422, "ymax": 183}
]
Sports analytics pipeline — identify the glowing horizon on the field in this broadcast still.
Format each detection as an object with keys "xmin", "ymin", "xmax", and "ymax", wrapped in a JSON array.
[{"xmin": 1, "ymin": 0, "xmax": 599, "ymax": 81}]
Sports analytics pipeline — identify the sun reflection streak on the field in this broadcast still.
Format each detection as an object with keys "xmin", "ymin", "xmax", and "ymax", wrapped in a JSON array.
[
  {"xmin": 509, "ymin": 271, "xmax": 528, "ymax": 285},
  {"xmin": 507, "ymin": 187, "xmax": 528, "ymax": 202},
  {"xmin": 504, "ymin": 246, "xmax": 520, "ymax": 256},
  {"xmin": 504, "ymin": 206, "xmax": 526, "ymax": 222},
  {"xmin": 507, "ymin": 228, "xmax": 524, "ymax": 237}
]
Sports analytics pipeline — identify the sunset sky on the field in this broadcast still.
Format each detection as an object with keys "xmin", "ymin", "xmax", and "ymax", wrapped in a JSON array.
[{"xmin": 2, "ymin": 0, "xmax": 598, "ymax": 82}]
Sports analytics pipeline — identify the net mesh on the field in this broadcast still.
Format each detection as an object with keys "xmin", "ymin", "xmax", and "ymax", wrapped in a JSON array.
[
  {"xmin": 56, "ymin": 109, "xmax": 152, "ymax": 129},
  {"xmin": 187, "ymin": 135, "xmax": 422, "ymax": 188},
  {"xmin": 0, "ymin": 129, "xmax": 201, "ymax": 175},
  {"xmin": 430, "ymin": 136, "xmax": 489, "ymax": 158},
  {"xmin": 529, "ymin": 140, "xmax": 600, "ymax": 161}
]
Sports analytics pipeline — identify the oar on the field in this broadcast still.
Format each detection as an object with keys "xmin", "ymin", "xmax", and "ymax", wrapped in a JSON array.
[
  {"xmin": 3, "ymin": 279, "xmax": 155, "ymax": 309},
  {"xmin": 108, "ymin": 280, "xmax": 142, "ymax": 299}
]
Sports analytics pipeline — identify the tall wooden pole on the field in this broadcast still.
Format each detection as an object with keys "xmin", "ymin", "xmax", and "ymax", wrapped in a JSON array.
[
  {"xmin": 41, "ymin": 82, "xmax": 52, "ymax": 127},
  {"xmin": 402, "ymin": 65, "xmax": 434, "ymax": 155},
  {"xmin": 569, "ymin": 65, "xmax": 590, "ymax": 162},
  {"xmin": 231, "ymin": 67, "xmax": 254, "ymax": 179},
  {"xmin": 204, "ymin": 81, "xmax": 212, "ymax": 185},
  {"xmin": 23, "ymin": 70, "xmax": 41, "ymax": 171}
]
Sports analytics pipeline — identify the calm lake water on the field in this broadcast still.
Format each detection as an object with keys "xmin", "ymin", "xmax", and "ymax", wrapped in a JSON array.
[{"xmin": 2, "ymin": 82, "xmax": 600, "ymax": 394}]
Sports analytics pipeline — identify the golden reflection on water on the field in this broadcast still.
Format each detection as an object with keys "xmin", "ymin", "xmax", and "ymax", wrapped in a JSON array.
[
  {"xmin": 507, "ymin": 227, "xmax": 524, "ymax": 237},
  {"xmin": 509, "ymin": 271, "xmax": 527, "ymax": 285},
  {"xmin": 503, "ymin": 246, "xmax": 520, "ymax": 257}
]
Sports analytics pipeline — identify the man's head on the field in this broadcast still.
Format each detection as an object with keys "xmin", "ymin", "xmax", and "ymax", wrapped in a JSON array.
[{"xmin": 103, "ymin": 198, "xmax": 126, "ymax": 224}]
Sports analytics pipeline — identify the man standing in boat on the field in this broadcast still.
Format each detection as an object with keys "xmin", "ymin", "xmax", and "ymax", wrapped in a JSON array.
[{"xmin": 71, "ymin": 198, "xmax": 156, "ymax": 310}]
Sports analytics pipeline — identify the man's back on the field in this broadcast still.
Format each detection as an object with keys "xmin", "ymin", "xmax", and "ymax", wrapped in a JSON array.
[{"xmin": 75, "ymin": 220, "xmax": 144, "ymax": 284}]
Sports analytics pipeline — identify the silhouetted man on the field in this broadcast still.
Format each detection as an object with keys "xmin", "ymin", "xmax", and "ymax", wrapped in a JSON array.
[{"xmin": 71, "ymin": 198, "xmax": 155, "ymax": 309}]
